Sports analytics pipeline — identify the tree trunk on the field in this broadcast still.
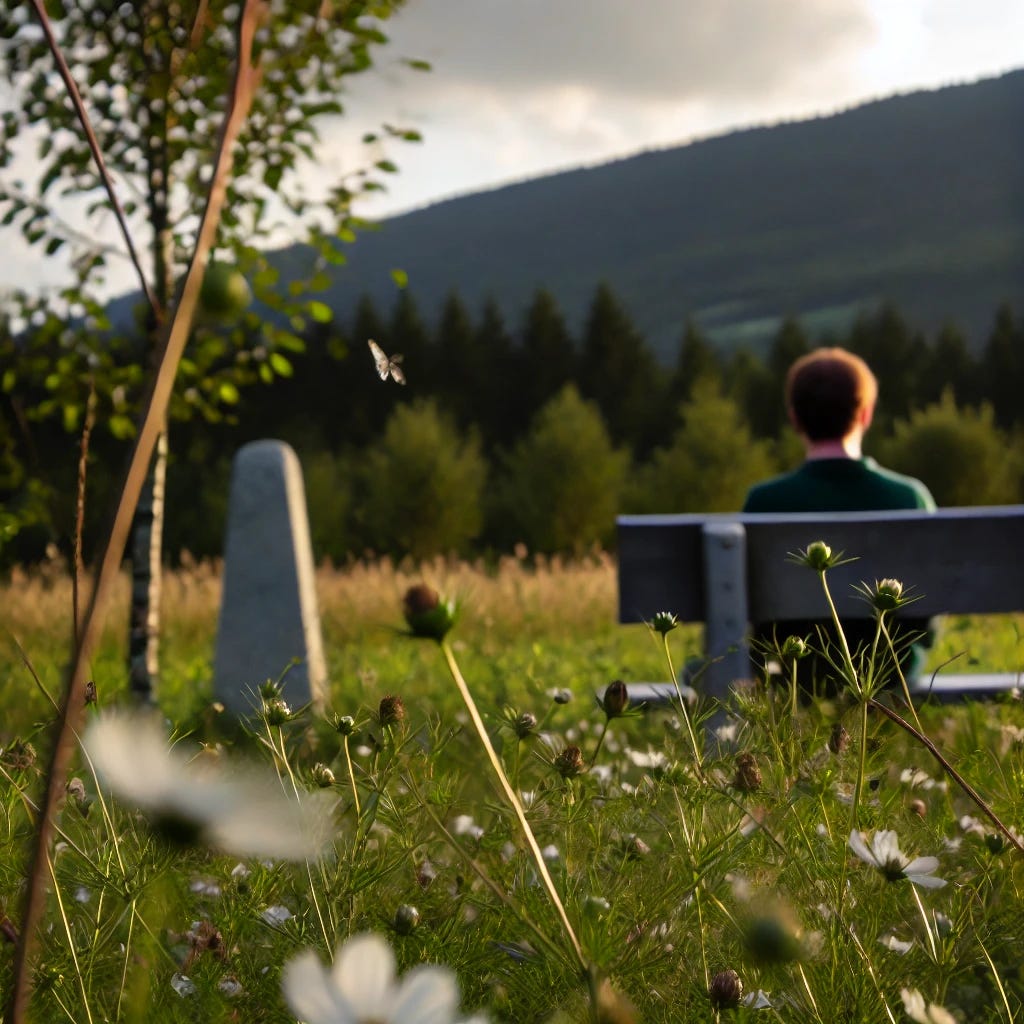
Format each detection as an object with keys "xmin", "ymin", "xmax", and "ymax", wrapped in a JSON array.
[{"xmin": 128, "ymin": 426, "xmax": 167, "ymax": 702}]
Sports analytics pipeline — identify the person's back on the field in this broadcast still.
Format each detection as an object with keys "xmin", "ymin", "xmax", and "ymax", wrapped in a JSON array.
[{"xmin": 741, "ymin": 347, "xmax": 935, "ymax": 693}]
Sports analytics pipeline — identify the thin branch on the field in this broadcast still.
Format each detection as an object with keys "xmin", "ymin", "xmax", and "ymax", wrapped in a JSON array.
[
  {"xmin": 5, "ymin": 4, "xmax": 266, "ymax": 1021},
  {"xmin": 26, "ymin": 0, "xmax": 159, "ymax": 314}
]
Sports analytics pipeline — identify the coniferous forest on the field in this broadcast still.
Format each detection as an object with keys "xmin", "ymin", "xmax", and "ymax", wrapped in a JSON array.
[{"xmin": 3, "ymin": 284, "xmax": 1024, "ymax": 568}]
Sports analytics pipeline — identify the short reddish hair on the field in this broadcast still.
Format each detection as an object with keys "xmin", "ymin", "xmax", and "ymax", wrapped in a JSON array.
[{"xmin": 786, "ymin": 348, "xmax": 877, "ymax": 441}]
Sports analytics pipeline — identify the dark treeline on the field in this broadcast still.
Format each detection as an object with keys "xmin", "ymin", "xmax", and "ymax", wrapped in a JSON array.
[{"xmin": 4, "ymin": 284, "xmax": 1024, "ymax": 567}]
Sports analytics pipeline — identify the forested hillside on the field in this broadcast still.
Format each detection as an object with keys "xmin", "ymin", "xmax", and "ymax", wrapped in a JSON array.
[
  {"xmin": 5, "ymin": 289, "xmax": 1024, "ymax": 566},
  {"xmin": 264, "ymin": 69, "xmax": 1024, "ymax": 359}
]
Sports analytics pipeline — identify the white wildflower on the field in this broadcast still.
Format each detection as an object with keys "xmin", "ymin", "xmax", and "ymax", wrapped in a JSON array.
[
  {"xmin": 170, "ymin": 973, "xmax": 196, "ymax": 998},
  {"xmin": 282, "ymin": 932, "xmax": 488, "ymax": 1024},
  {"xmin": 848, "ymin": 830, "xmax": 946, "ymax": 888},
  {"xmin": 83, "ymin": 712, "xmax": 334, "ymax": 861},
  {"xmin": 879, "ymin": 933, "xmax": 914, "ymax": 954},
  {"xmin": 901, "ymin": 987, "xmax": 958, "ymax": 1024},
  {"xmin": 451, "ymin": 815, "xmax": 484, "ymax": 840},
  {"xmin": 261, "ymin": 904, "xmax": 293, "ymax": 926}
]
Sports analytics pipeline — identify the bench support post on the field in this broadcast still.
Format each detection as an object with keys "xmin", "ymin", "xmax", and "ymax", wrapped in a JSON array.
[{"xmin": 701, "ymin": 522, "xmax": 750, "ymax": 707}]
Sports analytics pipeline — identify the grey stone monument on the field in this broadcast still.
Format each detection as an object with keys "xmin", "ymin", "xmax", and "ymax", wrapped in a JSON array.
[{"xmin": 214, "ymin": 440, "xmax": 327, "ymax": 716}]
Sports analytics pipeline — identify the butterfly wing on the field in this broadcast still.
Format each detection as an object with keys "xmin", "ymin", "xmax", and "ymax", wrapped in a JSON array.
[
  {"xmin": 389, "ymin": 359, "xmax": 406, "ymax": 386},
  {"xmin": 368, "ymin": 339, "xmax": 389, "ymax": 380}
]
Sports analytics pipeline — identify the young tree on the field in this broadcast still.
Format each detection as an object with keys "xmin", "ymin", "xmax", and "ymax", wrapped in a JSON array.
[
  {"xmin": 492, "ymin": 384, "xmax": 628, "ymax": 553},
  {"xmin": 878, "ymin": 390, "xmax": 1021, "ymax": 507},
  {"xmin": 360, "ymin": 399, "xmax": 486, "ymax": 560},
  {"xmin": 0, "ymin": 1, "xmax": 419, "ymax": 697},
  {"xmin": 628, "ymin": 377, "xmax": 778, "ymax": 513}
]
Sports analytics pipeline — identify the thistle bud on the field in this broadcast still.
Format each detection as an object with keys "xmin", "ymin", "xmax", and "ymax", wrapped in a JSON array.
[
  {"xmin": 554, "ymin": 745, "xmax": 586, "ymax": 778},
  {"xmin": 334, "ymin": 714, "xmax": 355, "ymax": 736},
  {"xmin": 378, "ymin": 695, "xmax": 406, "ymax": 728},
  {"xmin": 514, "ymin": 711, "xmax": 538, "ymax": 739},
  {"xmin": 799, "ymin": 540, "xmax": 836, "ymax": 572},
  {"xmin": 650, "ymin": 611, "xmax": 679, "ymax": 635},
  {"xmin": 403, "ymin": 583, "xmax": 458, "ymax": 640},
  {"xmin": 780, "ymin": 635, "xmax": 810, "ymax": 661},
  {"xmin": 733, "ymin": 752, "xmax": 762, "ymax": 793},
  {"xmin": 708, "ymin": 969, "xmax": 744, "ymax": 1010},
  {"xmin": 311, "ymin": 763, "xmax": 335, "ymax": 788},
  {"xmin": 828, "ymin": 722, "xmax": 851, "ymax": 755},
  {"xmin": 393, "ymin": 904, "xmax": 420, "ymax": 935},
  {"xmin": 262, "ymin": 698, "xmax": 292, "ymax": 726},
  {"xmin": 744, "ymin": 910, "xmax": 804, "ymax": 964},
  {"xmin": 259, "ymin": 679, "xmax": 282, "ymax": 700},
  {"xmin": 600, "ymin": 680, "xmax": 629, "ymax": 719},
  {"xmin": 870, "ymin": 578, "xmax": 908, "ymax": 613}
]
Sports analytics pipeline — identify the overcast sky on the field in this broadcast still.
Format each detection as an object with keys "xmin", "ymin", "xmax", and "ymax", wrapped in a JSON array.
[{"xmin": 4, "ymin": 0, "xmax": 1023, "ymax": 295}]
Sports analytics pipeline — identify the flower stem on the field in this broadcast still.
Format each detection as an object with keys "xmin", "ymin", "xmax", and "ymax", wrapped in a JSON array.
[
  {"xmin": 439, "ymin": 639, "xmax": 586, "ymax": 970},
  {"xmin": 660, "ymin": 633, "xmax": 704, "ymax": 778},
  {"xmin": 342, "ymin": 735, "xmax": 361, "ymax": 818}
]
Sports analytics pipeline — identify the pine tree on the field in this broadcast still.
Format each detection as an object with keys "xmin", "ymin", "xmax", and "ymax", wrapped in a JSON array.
[
  {"xmin": 980, "ymin": 303, "xmax": 1024, "ymax": 429},
  {"xmin": 473, "ymin": 296, "xmax": 520, "ymax": 450},
  {"xmin": 431, "ymin": 290, "xmax": 478, "ymax": 427},
  {"xmin": 666, "ymin": 319, "xmax": 719, "ymax": 410},
  {"xmin": 578, "ymin": 282, "xmax": 666, "ymax": 455},
  {"xmin": 517, "ymin": 288, "xmax": 577, "ymax": 434}
]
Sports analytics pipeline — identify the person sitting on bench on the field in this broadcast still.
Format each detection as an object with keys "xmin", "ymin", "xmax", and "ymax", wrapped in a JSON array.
[{"xmin": 742, "ymin": 347, "xmax": 936, "ymax": 694}]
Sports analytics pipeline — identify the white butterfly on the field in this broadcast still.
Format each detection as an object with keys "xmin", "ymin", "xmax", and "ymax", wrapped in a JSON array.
[{"xmin": 368, "ymin": 339, "xmax": 406, "ymax": 385}]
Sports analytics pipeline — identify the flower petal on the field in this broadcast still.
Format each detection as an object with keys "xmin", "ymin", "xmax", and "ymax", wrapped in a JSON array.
[
  {"xmin": 871, "ymin": 830, "xmax": 901, "ymax": 865},
  {"xmin": 283, "ymin": 950, "xmax": 355, "ymax": 1024},
  {"xmin": 847, "ymin": 829, "xmax": 875, "ymax": 866},
  {"xmin": 907, "ymin": 872, "xmax": 947, "ymax": 889},
  {"xmin": 333, "ymin": 933, "xmax": 397, "ymax": 1018},
  {"xmin": 391, "ymin": 965, "xmax": 461, "ymax": 1024},
  {"xmin": 902, "ymin": 855, "xmax": 939, "ymax": 876}
]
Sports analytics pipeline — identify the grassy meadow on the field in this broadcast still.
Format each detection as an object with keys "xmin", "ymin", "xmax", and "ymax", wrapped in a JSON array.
[{"xmin": 2, "ymin": 554, "xmax": 1024, "ymax": 1022}]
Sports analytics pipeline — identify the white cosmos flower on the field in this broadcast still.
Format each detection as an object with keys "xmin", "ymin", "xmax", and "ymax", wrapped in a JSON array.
[
  {"xmin": 282, "ymin": 932, "xmax": 488, "ymax": 1024},
  {"xmin": 83, "ymin": 712, "xmax": 334, "ymax": 861},
  {"xmin": 900, "ymin": 987, "xmax": 958, "ymax": 1024},
  {"xmin": 847, "ymin": 829, "xmax": 946, "ymax": 888}
]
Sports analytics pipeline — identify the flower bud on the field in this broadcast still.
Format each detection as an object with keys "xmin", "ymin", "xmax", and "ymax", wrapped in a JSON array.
[
  {"xmin": 798, "ymin": 540, "xmax": 836, "ymax": 572},
  {"xmin": 828, "ymin": 722, "xmax": 851, "ymax": 755},
  {"xmin": 733, "ymin": 752, "xmax": 762, "ymax": 793},
  {"xmin": 623, "ymin": 834, "xmax": 651, "ymax": 860},
  {"xmin": 259, "ymin": 679, "xmax": 282, "ymax": 700},
  {"xmin": 708, "ymin": 969, "xmax": 744, "ymax": 1010},
  {"xmin": 311, "ymin": 763, "xmax": 335, "ymax": 788},
  {"xmin": 744, "ymin": 910, "xmax": 804, "ymax": 964},
  {"xmin": 650, "ymin": 611, "xmax": 679, "ymax": 635},
  {"xmin": 780, "ymin": 635, "xmax": 810, "ymax": 661},
  {"xmin": 552, "ymin": 689, "xmax": 573, "ymax": 705},
  {"xmin": 378, "ymin": 694, "xmax": 406, "ymax": 728},
  {"xmin": 554, "ymin": 745, "xmax": 586, "ymax": 778},
  {"xmin": 334, "ymin": 714, "xmax": 355, "ymax": 736},
  {"xmin": 514, "ymin": 711, "xmax": 538, "ymax": 739},
  {"xmin": 870, "ymin": 577, "xmax": 908, "ymax": 613},
  {"xmin": 909, "ymin": 798, "xmax": 927, "ymax": 818},
  {"xmin": 393, "ymin": 903, "xmax": 420, "ymax": 935},
  {"xmin": 262, "ymin": 698, "xmax": 292, "ymax": 726},
  {"xmin": 402, "ymin": 583, "xmax": 458, "ymax": 640},
  {"xmin": 600, "ymin": 680, "xmax": 629, "ymax": 719}
]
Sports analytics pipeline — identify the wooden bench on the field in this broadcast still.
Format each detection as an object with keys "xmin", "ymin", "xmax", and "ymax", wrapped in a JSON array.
[{"xmin": 616, "ymin": 506, "xmax": 1024, "ymax": 706}]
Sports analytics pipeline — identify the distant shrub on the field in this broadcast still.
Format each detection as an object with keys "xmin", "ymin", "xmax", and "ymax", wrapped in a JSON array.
[
  {"xmin": 303, "ymin": 449, "xmax": 358, "ymax": 563},
  {"xmin": 491, "ymin": 384, "xmax": 629, "ymax": 553},
  {"xmin": 360, "ymin": 399, "xmax": 486, "ymax": 559},
  {"xmin": 627, "ymin": 378, "xmax": 778, "ymax": 512},
  {"xmin": 878, "ymin": 390, "xmax": 1022, "ymax": 506}
]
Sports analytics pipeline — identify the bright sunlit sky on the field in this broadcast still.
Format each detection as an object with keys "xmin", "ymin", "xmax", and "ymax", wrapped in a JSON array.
[{"xmin": 3, "ymin": 0, "xmax": 1023, "ymax": 297}]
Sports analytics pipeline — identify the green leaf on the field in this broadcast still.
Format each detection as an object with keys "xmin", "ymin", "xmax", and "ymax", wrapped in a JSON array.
[
  {"xmin": 218, "ymin": 381, "xmax": 240, "ymax": 404},
  {"xmin": 269, "ymin": 352, "xmax": 293, "ymax": 377},
  {"xmin": 258, "ymin": 363, "xmax": 273, "ymax": 384},
  {"xmin": 108, "ymin": 414, "xmax": 135, "ymax": 440},
  {"xmin": 1, "ymin": 369, "xmax": 14, "ymax": 392},
  {"xmin": 308, "ymin": 301, "xmax": 333, "ymax": 323},
  {"xmin": 390, "ymin": 268, "xmax": 408, "ymax": 288}
]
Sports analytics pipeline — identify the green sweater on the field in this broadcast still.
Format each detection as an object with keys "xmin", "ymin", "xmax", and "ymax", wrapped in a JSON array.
[{"xmin": 742, "ymin": 457, "xmax": 936, "ymax": 513}]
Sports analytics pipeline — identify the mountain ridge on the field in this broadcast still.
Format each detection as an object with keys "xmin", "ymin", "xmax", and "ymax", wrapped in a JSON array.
[{"xmin": 273, "ymin": 69, "xmax": 1024, "ymax": 359}]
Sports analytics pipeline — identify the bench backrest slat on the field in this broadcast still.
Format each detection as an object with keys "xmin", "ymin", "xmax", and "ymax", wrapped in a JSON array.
[{"xmin": 617, "ymin": 506, "xmax": 1024, "ymax": 624}]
